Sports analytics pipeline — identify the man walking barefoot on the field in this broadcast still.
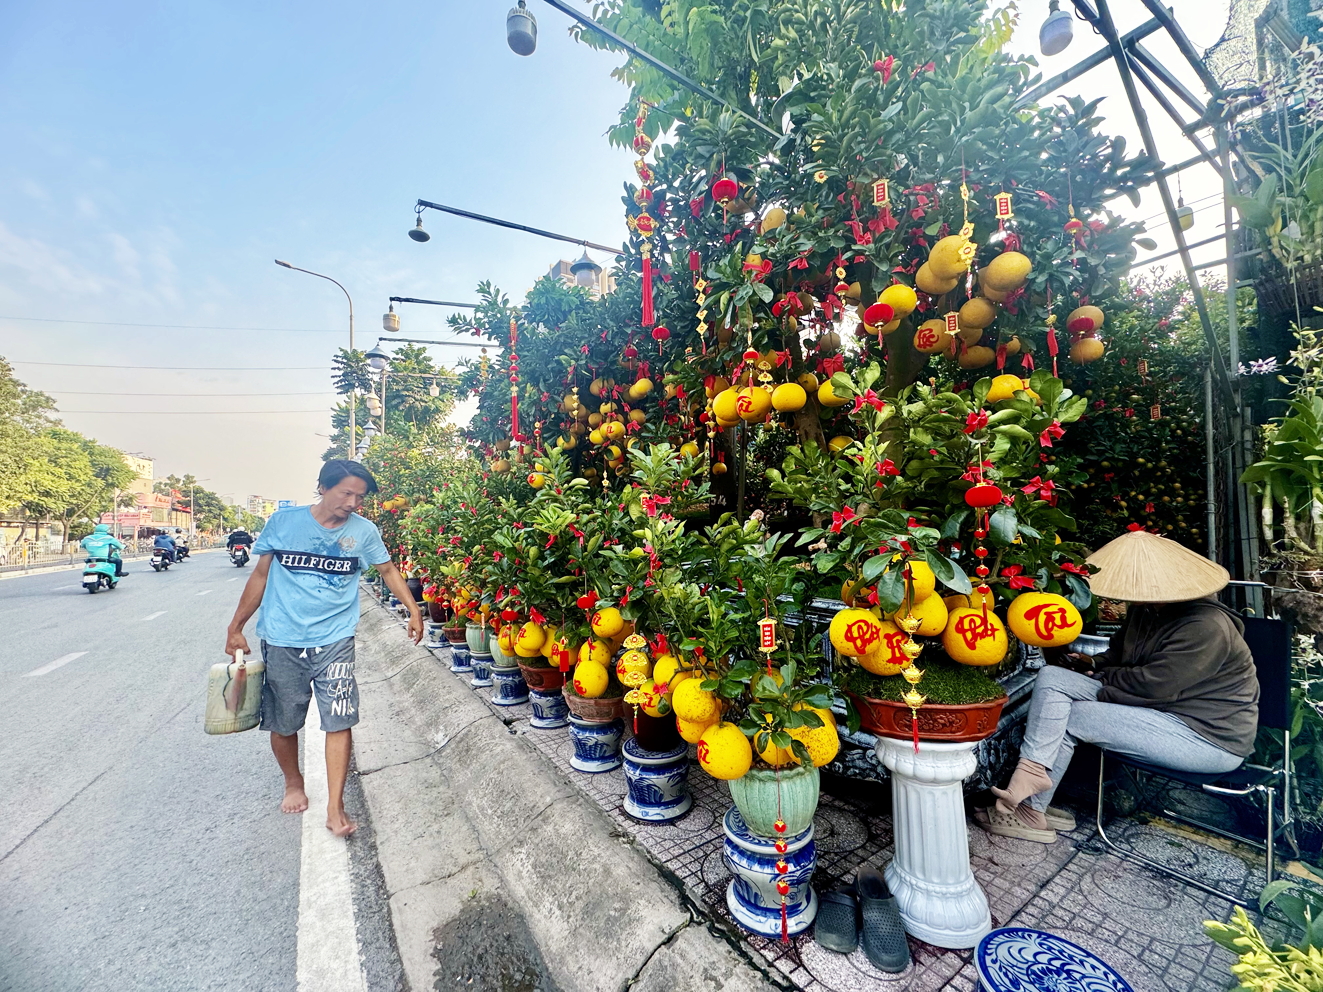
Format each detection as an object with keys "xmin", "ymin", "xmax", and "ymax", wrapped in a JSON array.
[{"xmin": 224, "ymin": 460, "xmax": 423, "ymax": 837}]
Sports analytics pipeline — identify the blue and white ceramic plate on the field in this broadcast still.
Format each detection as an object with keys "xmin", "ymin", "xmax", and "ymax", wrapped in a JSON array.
[{"xmin": 976, "ymin": 928, "xmax": 1133, "ymax": 992}]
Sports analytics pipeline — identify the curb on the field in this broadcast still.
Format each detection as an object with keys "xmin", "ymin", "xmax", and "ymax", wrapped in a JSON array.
[{"xmin": 352, "ymin": 596, "xmax": 779, "ymax": 992}]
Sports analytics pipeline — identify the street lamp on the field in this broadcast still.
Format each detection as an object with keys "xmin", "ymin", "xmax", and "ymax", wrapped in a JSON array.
[
  {"xmin": 383, "ymin": 303, "xmax": 400, "ymax": 333},
  {"xmin": 274, "ymin": 259, "xmax": 357, "ymax": 457},
  {"xmin": 507, "ymin": 1, "xmax": 537, "ymax": 55},
  {"xmin": 366, "ymin": 344, "xmax": 391, "ymax": 435},
  {"xmin": 408, "ymin": 214, "xmax": 431, "ymax": 243},
  {"xmin": 569, "ymin": 249, "xmax": 602, "ymax": 289},
  {"xmin": 1039, "ymin": 0, "xmax": 1074, "ymax": 56}
]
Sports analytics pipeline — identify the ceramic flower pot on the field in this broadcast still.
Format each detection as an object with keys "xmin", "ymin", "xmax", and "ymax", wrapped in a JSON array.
[
  {"xmin": 568, "ymin": 718, "xmax": 625, "ymax": 773},
  {"xmin": 563, "ymin": 684, "xmax": 626, "ymax": 723},
  {"xmin": 727, "ymin": 763, "xmax": 821, "ymax": 839},
  {"xmin": 528, "ymin": 687, "xmax": 569, "ymax": 730},
  {"xmin": 490, "ymin": 664, "xmax": 529, "ymax": 706},
  {"xmin": 517, "ymin": 659, "xmax": 565, "ymax": 691},
  {"xmin": 443, "ymin": 626, "xmax": 467, "ymax": 645},
  {"xmin": 465, "ymin": 623, "xmax": 490, "ymax": 656},
  {"xmin": 427, "ymin": 600, "xmax": 446, "ymax": 623},
  {"xmin": 847, "ymin": 692, "xmax": 1008, "ymax": 744}
]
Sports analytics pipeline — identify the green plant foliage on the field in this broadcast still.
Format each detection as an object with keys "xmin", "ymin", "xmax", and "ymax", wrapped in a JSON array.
[{"xmin": 841, "ymin": 656, "xmax": 1004, "ymax": 705}]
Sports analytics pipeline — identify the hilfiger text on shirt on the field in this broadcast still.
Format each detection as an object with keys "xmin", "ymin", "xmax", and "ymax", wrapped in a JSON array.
[{"xmin": 271, "ymin": 549, "xmax": 360, "ymax": 575}]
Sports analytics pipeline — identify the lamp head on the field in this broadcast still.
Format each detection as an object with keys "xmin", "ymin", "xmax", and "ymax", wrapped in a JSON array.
[
  {"xmin": 1039, "ymin": 0, "xmax": 1074, "ymax": 56},
  {"xmin": 383, "ymin": 304, "xmax": 400, "ymax": 333},
  {"xmin": 366, "ymin": 344, "xmax": 391, "ymax": 371},
  {"xmin": 428, "ymin": 380, "xmax": 440, "ymax": 398},
  {"xmin": 507, "ymin": 0, "xmax": 537, "ymax": 56},
  {"xmin": 408, "ymin": 216, "xmax": 430, "ymax": 243},
  {"xmin": 275, "ymin": 259, "xmax": 293, "ymax": 268},
  {"xmin": 569, "ymin": 249, "xmax": 602, "ymax": 288}
]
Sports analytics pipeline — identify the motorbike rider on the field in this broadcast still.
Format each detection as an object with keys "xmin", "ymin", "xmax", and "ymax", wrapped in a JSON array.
[
  {"xmin": 227, "ymin": 528, "xmax": 254, "ymax": 550},
  {"xmin": 152, "ymin": 531, "xmax": 177, "ymax": 563},
  {"xmin": 81, "ymin": 524, "xmax": 126, "ymax": 576}
]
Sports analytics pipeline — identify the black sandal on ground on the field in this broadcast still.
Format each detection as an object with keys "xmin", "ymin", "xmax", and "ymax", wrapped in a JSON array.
[
  {"xmin": 855, "ymin": 867, "xmax": 910, "ymax": 973},
  {"xmin": 814, "ymin": 888, "xmax": 858, "ymax": 953}
]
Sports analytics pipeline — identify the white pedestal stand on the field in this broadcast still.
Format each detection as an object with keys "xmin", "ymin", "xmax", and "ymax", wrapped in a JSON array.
[{"xmin": 874, "ymin": 736, "xmax": 992, "ymax": 950}]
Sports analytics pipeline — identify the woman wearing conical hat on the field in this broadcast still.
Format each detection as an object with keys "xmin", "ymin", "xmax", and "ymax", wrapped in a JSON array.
[{"xmin": 975, "ymin": 529, "xmax": 1260, "ymax": 844}]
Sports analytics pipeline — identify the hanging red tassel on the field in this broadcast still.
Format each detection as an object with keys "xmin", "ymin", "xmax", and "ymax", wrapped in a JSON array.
[
  {"xmin": 781, "ymin": 901, "xmax": 790, "ymax": 943},
  {"xmin": 1022, "ymin": 352, "xmax": 1035, "ymax": 372},
  {"xmin": 996, "ymin": 343, "xmax": 1007, "ymax": 369},
  {"xmin": 641, "ymin": 250, "xmax": 655, "ymax": 327},
  {"xmin": 913, "ymin": 717, "xmax": 920, "ymax": 753}
]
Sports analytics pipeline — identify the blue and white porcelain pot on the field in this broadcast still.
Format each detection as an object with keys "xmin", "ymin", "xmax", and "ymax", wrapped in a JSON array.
[
  {"xmin": 723, "ymin": 806, "xmax": 817, "ymax": 938},
  {"xmin": 622, "ymin": 738, "xmax": 692, "ymax": 823},
  {"xmin": 528, "ymin": 687, "xmax": 569, "ymax": 730},
  {"xmin": 490, "ymin": 664, "xmax": 529, "ymax": 706},
  {"xmin": 469, "ymin": 653, "xmax": 494, "ymax": 688},
  {"xmin": 449, "ymin": 644, "xmax": 473, "ymax": 674},
  {"xmin": 568, "ymin": 718, "xmax": 625, "ymax": 773}
]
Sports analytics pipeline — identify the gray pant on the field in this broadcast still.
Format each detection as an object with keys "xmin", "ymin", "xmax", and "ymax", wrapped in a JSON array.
[{"xmin": 1019, "ymin": 665, "xmax": 1243, "ymax": 812}]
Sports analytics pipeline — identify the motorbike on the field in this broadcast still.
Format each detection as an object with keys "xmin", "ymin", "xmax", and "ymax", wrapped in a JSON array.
[
  {"xmin": 175, "ymin": 544, "xmax": 191, "ymax": 562},
  {"xmin": 151, "ymin": 548, "xmax": 173, "ymax": 572},
  {"xmin": 82, "ymin": 555, "xmax": 121, "ymax": 593},
  {"xmin": 230, "ymin": 544, "xmax": 250, "ymax": 567}
]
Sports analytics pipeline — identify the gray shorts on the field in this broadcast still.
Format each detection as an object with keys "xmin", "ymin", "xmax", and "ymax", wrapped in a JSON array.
[{"xmin": 259, "ymin": 637, "xmax": 360, "ymax": 735}]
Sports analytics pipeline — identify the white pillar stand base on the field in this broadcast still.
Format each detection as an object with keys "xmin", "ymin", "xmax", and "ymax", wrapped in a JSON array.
[{"xmin": 874, "ymin": 736, "xmax": 991, "ymax": 950}]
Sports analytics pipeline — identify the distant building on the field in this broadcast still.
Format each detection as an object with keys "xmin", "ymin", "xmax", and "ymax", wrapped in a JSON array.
[{"xmin": 246, "ymin": 495, "xmax": 277, "ymax": 518}]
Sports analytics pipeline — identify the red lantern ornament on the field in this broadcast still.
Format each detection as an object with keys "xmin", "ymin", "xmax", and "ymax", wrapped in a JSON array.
[
  {"xmin": 712, "ymin": 176, "xmax": 739, "ymax": 206},
  {"xmin": 651, "ymin": 325, "xmax": 671, "ymax": 355},
  {"xmin": 863, "ymin": 302, "xmax": 894, "ymax": 327},
  {"xmin": 964, "ymin": 483, "xmax": 1003, "ymax": 508}
]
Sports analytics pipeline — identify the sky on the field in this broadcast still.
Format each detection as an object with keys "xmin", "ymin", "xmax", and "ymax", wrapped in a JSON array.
[{"xmin": 0, "ymin": 0, "xmax": 1235, "ymax": 505}]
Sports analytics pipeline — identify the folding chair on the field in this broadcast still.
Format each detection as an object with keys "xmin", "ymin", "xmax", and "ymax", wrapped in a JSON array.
[{"xmin": 1093, "ymin": 614, "xmax": 1295, "ymax": 905}]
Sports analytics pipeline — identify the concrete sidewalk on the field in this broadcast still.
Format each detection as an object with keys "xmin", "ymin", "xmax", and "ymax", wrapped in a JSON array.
[{"xmin": 351, "ymin": 599, "xmax": 780, "ymax": 992}]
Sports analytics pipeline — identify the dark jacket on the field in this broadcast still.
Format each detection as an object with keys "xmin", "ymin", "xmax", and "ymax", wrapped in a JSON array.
[{"xmin": 1093, "ymin": 598, "xmax": 1259, "ymax": 756}]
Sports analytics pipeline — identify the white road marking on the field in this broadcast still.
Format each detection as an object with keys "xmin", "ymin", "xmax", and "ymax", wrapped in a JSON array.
[
  {"xmin": 196, "ymin": 590, "xmax": 213, "ymax": 597},
  {"xmin": 24, "ymin": 652, "xmax": 89, "ymax": 678},
  {"xmin": 296, "ymin": 705, "xmax": 367, "ymax": 992},
  {"xmin": 141, "ymin": 611, "xmax": 167, "ymax": 621},
  {"xmin": 227, "ymin": 577, "xmax": 240, "ymax": 582}
]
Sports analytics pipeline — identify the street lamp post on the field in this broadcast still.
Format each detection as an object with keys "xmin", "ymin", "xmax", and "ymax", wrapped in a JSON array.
[
  {"xmin": 275, "ymin": 260, "xmax": 357, "ymax": 457},
  {"xmin": 366, "ymin": 344, "xmax": 391, "ymax": 437}
]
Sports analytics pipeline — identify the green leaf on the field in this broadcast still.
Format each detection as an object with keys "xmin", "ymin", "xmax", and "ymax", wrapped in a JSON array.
[
  {"xmin": 1259, "ymin": 878, "xmax": 1298, "ymax": 912},
  {"xmin": 875, "ymin": 566, "xmax": 906, "ymax": 613},
  {"xmin": 861, "ymin": 554, "xmax": 889, "ymax": 583},
  {"xmin": 989, "ymin": 505, "xmax": 1018, "ymax": 545}
]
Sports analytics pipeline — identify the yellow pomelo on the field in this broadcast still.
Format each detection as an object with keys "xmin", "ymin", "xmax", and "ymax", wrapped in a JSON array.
[
  {"xmin": 797, "ymin": 372, "xmax": 819, "ymax": 392},
  {"xmin": 602, "ymin": 420, "xmax": 626, "ymax": 440},
  {"xmin": 957, "ymin": 324, "xmax": 984, "ymax": 345},
  {"xmin": 959, "ymin": 296, "xmax": 998, "ymax": 329},
  {"xmin": 982, "ymin": 251, "xmax": 1032, "ymax": 292},
  {"xmin": 588, "ymin": 428, "xmax": 605, "ymax": 445},
  {"xmin": 497, "ymin": 624, "xmax": 516, "ymax": 653},
  {"xmin": 672, "ymin": 679, "xmax": 721, "ymax": 724},
  {"xmin": 679, "ymin": 441, "xmax": 701, "ymax": 458},
  {"xmin": 915, "ymin": 262, "xmax": 959, "ymax": 296},
  {"xmin": 712, "ymin": 388, "xmax": 740, "ymax": 422},
  {"xmin": 943, "ymin": 607, "xmax": 1010, "ymax": 666},
  {"xmin": 986, "ymin": 374, "xmax": 1028, "ymax": 403},
  {"xmin": 928, "ymin": 235, "xmax": 974, "ymax": 279},
  {"xmin": 757, "ymin": 729, "xmax": 798, "ymax": 768},
  {"xmin": 640, "ymin": 681, "xmax": 672, "ymax": 718},
  {"xmin": 893, "ymin": 558, "xmax": 937, "ymax": 602},
  {"xmin": 514, "ymin": 622, "xmax": 546, "ymax": 657},
  {"xmin": 818, "ymin": 380, "xmax": 850, "ymax": 408},
  {"xmin": 652, "ymin": 653, "xmax": 684, "ymax": 689},
  {"xmin": 736, "ymin": 386, "xmax": 773, "ymax": 422},
  {"xmin": 578, "ymin": 639, "xmax": 612, "ymax": 666},
  {"xmin": 760, "ymin": 207, "xmax": 787, "ymax": 233},
  {"xmin": 892, "ymin": 592, "xmax": 949, "ymax": 637},
  {"xmin": 789, "ymin": 706, "xmax": 841, "ymax": 767},
  {"xmin": 1070, "ymin": 337, "xmax": 1105, "ymax": 363},
  {"xmin": 828, "ymin": 435, "xmax": 855, "ymax": 453},
  {"xmin": 879, "ymin": 283, "xmax": 919, "ymax": 317},
  {"xmin": 859, "ymin": 622, "xmax": 912, "ymax": 676},
  {"xmin": 958, "ymin": 345, "xmax": 996, "ymax": 369},
  {"xmin": 829, "ymin": 608, "xmax": 883, "ymax": 658},
  {"xmin": 678, "ymin": 715, "xmax": 716, "ymax": 744},
  {"xmin": 572, "ymin": 660, "xmax": 609, "ymax": 698},
  {"xmin": 629, "ymin": 378, "xmax": 654, "ymax": 399},
  {"xmin": 528, "ymin": 472, "xmax": 546, "ymax": 489},
  {"xmin": 705, "ymin": 376, "xmax": 731, "ymax": 398},
  {"xmin": 943, "ymin": 586, "xmax": 996, "ymax": 612},
  {"xmin": 591, "ymin": 607, "xmax": 625, "ymax": 638},
  {"xmin": 879, "ymin": 318, "xmax": 902, "ymax": 335},
  {"xmin": 539, "ymin": 625, "xmax": 559, "ymax": 658},
  {"xmin": 698, "ymin": 722, "xmax": 753, "ymax": 781},
  {"xmin": 628, "ymin": 409, "xmax": 647, "ymax": 425},
  {"xmin": 1006, "ymin": 592, "xmax": 1083, "ymax": 647},
  {"xmin": 771, "ymin": 382, "xmax": 807, "ymax": 412},
  {"xmin": 914, "ymin": 319, "xmax": 952, "ymax": 355}
]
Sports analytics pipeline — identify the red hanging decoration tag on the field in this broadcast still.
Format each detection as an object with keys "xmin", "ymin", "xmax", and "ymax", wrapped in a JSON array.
[
  {"xmin": 641, "ymin": 250, "xmax": 655, "ymax": 327},
  {"xmin": 913, "ymin": 718, "xmax": 920, "ymax": 754},
  {"xmin": 996, "ymin": 342, "xmax": 1007, "ymax": 369}
]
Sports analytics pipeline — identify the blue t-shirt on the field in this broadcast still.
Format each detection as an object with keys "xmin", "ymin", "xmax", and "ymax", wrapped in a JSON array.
[{"xmin": 252, "ymin": 506, "xmax": 390, "ymax": 647}]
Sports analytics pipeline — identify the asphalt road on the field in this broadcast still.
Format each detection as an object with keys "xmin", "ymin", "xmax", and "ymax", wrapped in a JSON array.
[{"xmin": 1, "ymin": 552, "xmax": 301, "ymax": 992}]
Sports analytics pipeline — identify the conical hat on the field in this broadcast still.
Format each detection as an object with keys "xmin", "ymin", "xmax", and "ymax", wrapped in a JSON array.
[{"xmin": 1085, "ymin": 529, "xmax": 1228, "ymax": 603}]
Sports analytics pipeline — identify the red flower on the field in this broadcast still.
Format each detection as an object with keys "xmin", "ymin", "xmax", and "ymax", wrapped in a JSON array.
[
  {"xmin": 1060, "ymin": 562, "xmax": 1090, "ymax": 576},
  {"xmin": 964, "ymin": 410, "xmax": 989, "ymax": 434},
  {"xmin": 877, "ymin": 458, "xmax": 901, "ymax": 476},
  {"xmin": 829, "ymin": 506, "xmax": 859, "ymax": 534}
]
